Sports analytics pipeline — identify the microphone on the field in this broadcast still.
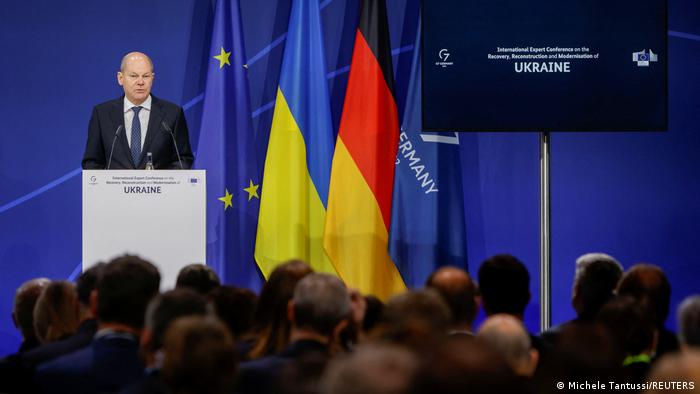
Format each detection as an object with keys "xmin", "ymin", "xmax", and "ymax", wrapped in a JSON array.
[
  {"xmin": 106, "ymin": 125, "xmax": 123, "ymax": 170},
  {"xmin": 161, "ymin": 121, "xmax": 184, "ymax": 169}
]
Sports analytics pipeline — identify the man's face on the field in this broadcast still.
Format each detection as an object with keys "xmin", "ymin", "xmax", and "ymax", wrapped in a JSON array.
[{"xmin": 117, "ymin": 56, "xmax": 154, "ymax": 105}]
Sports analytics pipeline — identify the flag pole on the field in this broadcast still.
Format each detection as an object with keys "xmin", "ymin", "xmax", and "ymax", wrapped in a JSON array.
[{"xmin": 539, "ymin": 131, "xmax": 551, "ymax": 331}]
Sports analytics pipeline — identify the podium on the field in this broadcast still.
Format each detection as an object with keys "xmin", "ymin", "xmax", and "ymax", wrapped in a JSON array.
[{"xmin": 82, "ymin": 170, "xmax": 206, "ymax": 289}]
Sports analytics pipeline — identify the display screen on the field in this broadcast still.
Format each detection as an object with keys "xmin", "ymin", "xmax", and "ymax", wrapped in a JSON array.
[{"xmin": 422, "ymin": 0, "xmax": 667, "ymax": 131}]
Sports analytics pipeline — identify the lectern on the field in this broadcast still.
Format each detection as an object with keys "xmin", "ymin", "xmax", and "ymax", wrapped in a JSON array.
[{"xmin": 82, "ymin": 170, "xmax": 206, "ymax": 288}]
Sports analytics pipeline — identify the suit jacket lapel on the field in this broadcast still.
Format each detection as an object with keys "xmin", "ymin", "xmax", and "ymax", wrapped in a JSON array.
[
  {"xmin": 108, "ymin": 97, "xmax": 133, "ymax": 168},
  {"xmin": 140, "ymin": 96, "xmax": 163, "ymax": 166}
]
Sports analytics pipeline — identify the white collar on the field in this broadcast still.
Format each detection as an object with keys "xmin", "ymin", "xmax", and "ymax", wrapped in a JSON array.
[{"xmin": 123, "ymin": 95, "xmax": 152, "ymax": 113}]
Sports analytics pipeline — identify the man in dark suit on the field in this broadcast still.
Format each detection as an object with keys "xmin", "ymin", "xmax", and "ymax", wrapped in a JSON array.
[
  {"xmin": 81, "ymin": 51, "xmax": 194, "ymax": 169},
  {"xmin": 34, "ymin": 255, "xmax": 161, "ymax": 394},
  {"xmin": 235, "ymin": 274, "xmax": 352, "ymax": 394}
]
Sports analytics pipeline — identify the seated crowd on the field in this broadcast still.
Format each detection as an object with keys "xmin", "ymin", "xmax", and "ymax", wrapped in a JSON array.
[{"xmin": 1, "ymin": 253, "xmax": 699, "ymax": 394}]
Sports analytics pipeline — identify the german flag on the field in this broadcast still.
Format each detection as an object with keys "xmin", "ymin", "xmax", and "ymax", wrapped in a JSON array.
[{"xmin": 324, "ymin": 0, "xmax": 406, "ymax": 300}]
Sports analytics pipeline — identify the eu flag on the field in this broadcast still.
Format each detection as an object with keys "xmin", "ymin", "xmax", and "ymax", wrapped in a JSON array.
[
  {"xmin": 389, "ymin": 20, "xmax": 468, "ymax": 287},
  {"xmin": 195, "ymin": 0, "xmax": 262, "ymax": 290}
]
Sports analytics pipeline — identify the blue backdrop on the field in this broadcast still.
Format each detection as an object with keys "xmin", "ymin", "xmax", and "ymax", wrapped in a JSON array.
[{"xmin": 0, "ymin": 0, "xmax": 698, "ymax": 355}]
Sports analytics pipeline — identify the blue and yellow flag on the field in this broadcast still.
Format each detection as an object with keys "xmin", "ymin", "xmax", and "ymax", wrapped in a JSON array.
[
  {"xmin": 254, "ymin": 0, "xmax": 337, "ymax": 276},
  {"xmin": 195, "ymin": 0, "xmax": 262, "ymax": 290},
  {"xmin": 389, "ymin": 20, "xmax": 468, "ymax": 286}
]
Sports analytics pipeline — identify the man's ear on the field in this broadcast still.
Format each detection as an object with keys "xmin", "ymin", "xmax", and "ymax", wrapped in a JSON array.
[
  {"xmin": 11, "ymin": 311, "xmax": 18, "ymax": 328},
  {"xmin": 89, "ymin": 290, "xmax": 98, "ymax": 317},
  {"xmin": 287, "ymin": 299, "xmax": 296, "ymax": 325},
  {"xmin": 332, "ymin": 319, "xmax": 349, "ymax": 339},
  {"xmin": 117, "ymin": 71, "xmax": 124, "ymax": 87}
]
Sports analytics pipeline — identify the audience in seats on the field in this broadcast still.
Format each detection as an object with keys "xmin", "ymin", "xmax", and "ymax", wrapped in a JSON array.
[{"xmin": 0, "ymin": 251, "xmax": 695, "ymax": 394}]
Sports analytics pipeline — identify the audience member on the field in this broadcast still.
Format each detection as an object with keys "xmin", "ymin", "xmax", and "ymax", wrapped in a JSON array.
[
  {"xmin": 411, "ymin": 336, "xmax": 517, "ymax": 394},
  {"xmin": 175, "ymin": 263, "xmax": 221, "ymax": 295},
  {"xmin": 644, "ymin": 350, "xmax": 700, "ymax": 394},
  {"xmin": 373, "ymin": 289, "xmax": 451, "ymax": 351},
  {"xmin": 597, "ymin": 296, "xmax": 656, "ymax": 385},
  {"xmin": 162, "ymin": 316, "xmax": 237, "ymax": 394},
  {"xmin": 35, "ymin": 255, "xmax": 161, "ymax": 393},
  {"xmin": 477, "ymin": 314, "xmax": 539, "ymax": 378},
  {"xmin": 320, "ymin": 343, "xmax": 417, "ymax": 394},
  {"xmin": 542, "ymin": 253, "xmax": 623, "ymax": 343},
  {"xmin": 617, "ymin": 263, "xmax": 679, "ymax": 358},
  {"xmin": 248, "ymin": 260, "xmax": 313, "ymax": 360},
  {"xmin": 478, "ymin": 255, "xmax": 551, "ymax": 359},
  {"xmin": 12, "ymin": 278, "xmax": 50, "ymax": 353},
  {"xmin": 235, "ymin": 273, "xmax": 351, "ymax": 394},
  {"xmin": 121, "ymin": 288, "xmax": 209, "ymax": 394},
  {"xmin": 425, "ymin": 266, "xmax": 478, "ymax": 335},
  {"xmin": 33, "ymin": 281, "xmax": 80, "ymax": 344},
  {"xmin": 677, "ymin": 295, "xmax": 700, "ymax": 350},
  {"xmin": 209, "ymin": 285, "xmax": 257, "ymax": 340},
  {"xmin": 362, "ymin": 295, "xmax": 384, "ymax": 334}
]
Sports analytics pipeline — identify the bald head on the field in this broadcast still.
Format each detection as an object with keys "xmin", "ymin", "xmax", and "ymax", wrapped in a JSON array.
[
  {"xmin": 426, "ymin": 267, "xmax": 478, "ymax": 329},
  {"xmin": 120, "ymin": 52, "xmax": 154, "ymax": 72},
  {"xmin": 477, "ymin": 314, "xmax": 538, "ymax": 377},
  {"xmin": 13, "ymin": 278, "xmax": 51, "ymax": 340}
]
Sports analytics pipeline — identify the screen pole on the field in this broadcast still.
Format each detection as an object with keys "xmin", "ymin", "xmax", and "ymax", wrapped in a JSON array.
[{"xmin": 539, "ymin": 131, "xmax": 551, "ymax": 331}]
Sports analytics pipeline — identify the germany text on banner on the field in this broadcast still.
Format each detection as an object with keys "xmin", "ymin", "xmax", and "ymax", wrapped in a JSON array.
[
  {"xmin": 324, "ymin": 0, "xmax": 406, "ymax": 300},
  {"xmin": 195, "ymin": 0, "xmax": 262, "ymax": 290},
  {"xmin": 254, "ymin": 0, "xmax": 337, "ymax": 277}
]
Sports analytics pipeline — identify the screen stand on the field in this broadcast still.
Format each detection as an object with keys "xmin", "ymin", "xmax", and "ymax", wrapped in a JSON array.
[{"xmin": 539, "ymin": 131, "xmax": 551, "ymax": 331}]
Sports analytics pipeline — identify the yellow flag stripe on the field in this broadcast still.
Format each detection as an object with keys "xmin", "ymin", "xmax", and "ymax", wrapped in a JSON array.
[
  {"xmin": 255, "ymin": 89, "xmax": 337, "ymax": 277},
  {"xmin": 324, "ymin": 138, "xmax": 406, "ymax": 300}
]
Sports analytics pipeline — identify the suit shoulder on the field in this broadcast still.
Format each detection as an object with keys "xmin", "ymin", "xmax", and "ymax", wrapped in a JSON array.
[
  {"xmin": 151, "ymin": 96, "xmax": 183, "ymax": 113},
  {"xmin": 92, "ymin": 97, "xmax": 124, "ymax": 113},
  {"xmin": 37, "ymin": 346, "xmax": 92, "ymax": 374}
]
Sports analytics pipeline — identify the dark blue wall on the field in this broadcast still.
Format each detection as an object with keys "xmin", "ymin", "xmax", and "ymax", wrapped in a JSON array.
[{"xmin": 0, "ymin": 0, "xmax": 698, "ymax": 355}]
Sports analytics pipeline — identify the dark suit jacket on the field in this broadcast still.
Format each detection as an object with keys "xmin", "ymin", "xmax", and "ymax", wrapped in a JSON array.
[
  {"xmin": 0, "ymin": 320, "xmax": 98, "ymax": 393},
  {"xmin": 34, "ymin": 332, "xmax": 143, "ymax": 394},
  {"xmin": 234, "ymin": 340, "xmax": 328, "ymax": 394},
  {"xmin": 81, "ymin": 96, "xmax": 194, "ymax": 169}
]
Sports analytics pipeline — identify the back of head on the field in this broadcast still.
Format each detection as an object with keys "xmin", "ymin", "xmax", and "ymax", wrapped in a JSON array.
[
  {"xmin": 293, "ymin": 273, "xmax": 351, "ymax": 337},
  {"xmin": 376, "ymin": 290, "xmax": 451, "ymax": 350},
  {"xmin": 411, "ymin": 336, "xmax": 516, "ymax": 394},
  {"xmin": 209, "ymin": 286, "xmax": 257, "ymax": 339},
  {"xmin": 77, "ymin": 263, "xmax": 105, "ymax": 307},
  {"xmin": 477, "ymin": 314, "xmax": 536, "ymax": 377},
  {"xmin": 644, "ymin": 350, "xmax": 700, "ymax": 394},
  {"xmin": 478, "ymin": 255, "xmax": 530, "ymax": 316},
  {"xmin": 617, "ymin": 263, "xmax": 671, "ymax": 327},
  {"xmin": 144, "ymin": 288, "xmax": 209, "ymax": 352},
  {"xmin": 162, "ymin": 316, "xmax": 237, "ymax": 394},
  {"xmin": 250, "ymin": 260, "xmax": 312, "ymax": 357},
  {"xmin": 97, "ymin": 254, "xmax": 160, "ymax": 329},
  {"xmin": 678, "ymin": 295, "xmax": 700, "ymax": 348},
  {"xmin": 425, "ymin": 266, "xmax": 478, "ymax": 328},
  {"xmin": 597, "ymin": 296, "xmax": 655, "ymax": 357},
  {"xmin": 175, "ymin": 264, "xmax": 220, "ymax": 295},
  {"xmin": 573, "ymin": 255, "xmax": 623, "ymax": 320},
  {"xmin": 321, "ymin": 343, "xmax": 418, "ymax": 394},
  {"xmin": 13, "ymin": 278, "xmax": 50, "ymax": 340},
  {"xmin": 33, "ymin": 281, "xmax": 81, "ymax": 344}
]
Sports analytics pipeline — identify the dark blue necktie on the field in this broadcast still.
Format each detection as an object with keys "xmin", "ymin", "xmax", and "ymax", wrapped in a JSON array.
[{"xmin": 130, "ymin": 106, "xmax": 142, "ymax": 166}]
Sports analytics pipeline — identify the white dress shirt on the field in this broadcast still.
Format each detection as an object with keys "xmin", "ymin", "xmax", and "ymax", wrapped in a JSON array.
[{"xmin": 123, "ymin": 95, "xmax": 152, "ymax": 151}]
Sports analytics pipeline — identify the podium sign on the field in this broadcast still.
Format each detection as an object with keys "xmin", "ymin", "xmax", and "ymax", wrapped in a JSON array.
[{"xmin": 82, "ymin": 170, "xmax": 206, "ymax": 289}]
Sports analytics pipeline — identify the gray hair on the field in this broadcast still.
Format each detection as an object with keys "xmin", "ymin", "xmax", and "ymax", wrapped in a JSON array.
[
  {"xmin": 477, "ymin": 314, "xmax": 532, "ymax": 374},
  {"xmin": 678, "ymin": 295, "xmax": 700, "ymax": 347},
  {"xmin": 574, "ymin": 253, "xmax": 622, "ymax": 283},
  {"xmin": 321, "ymin": 343, "xmax": 418, "ymax": 394},
  {"xmin": 293, "ymin": 273, "xmax": 351, "ymax": 335}
]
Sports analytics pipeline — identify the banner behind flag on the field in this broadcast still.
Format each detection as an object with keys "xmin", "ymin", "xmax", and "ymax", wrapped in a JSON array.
[
  {"xmin": 389, "ymin": 20, "xmax": 468, "ymax": 287},
  {"xmin": 254, "ymin": 0, "xmax": 337, "ymax": 277},
  {"xmin": 195, "ymin": 0, "xmax": 262, "ymax": 290},
  {"xmin": 324, "ymin": 0, "xmax": 406, "ymax": 300}
]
